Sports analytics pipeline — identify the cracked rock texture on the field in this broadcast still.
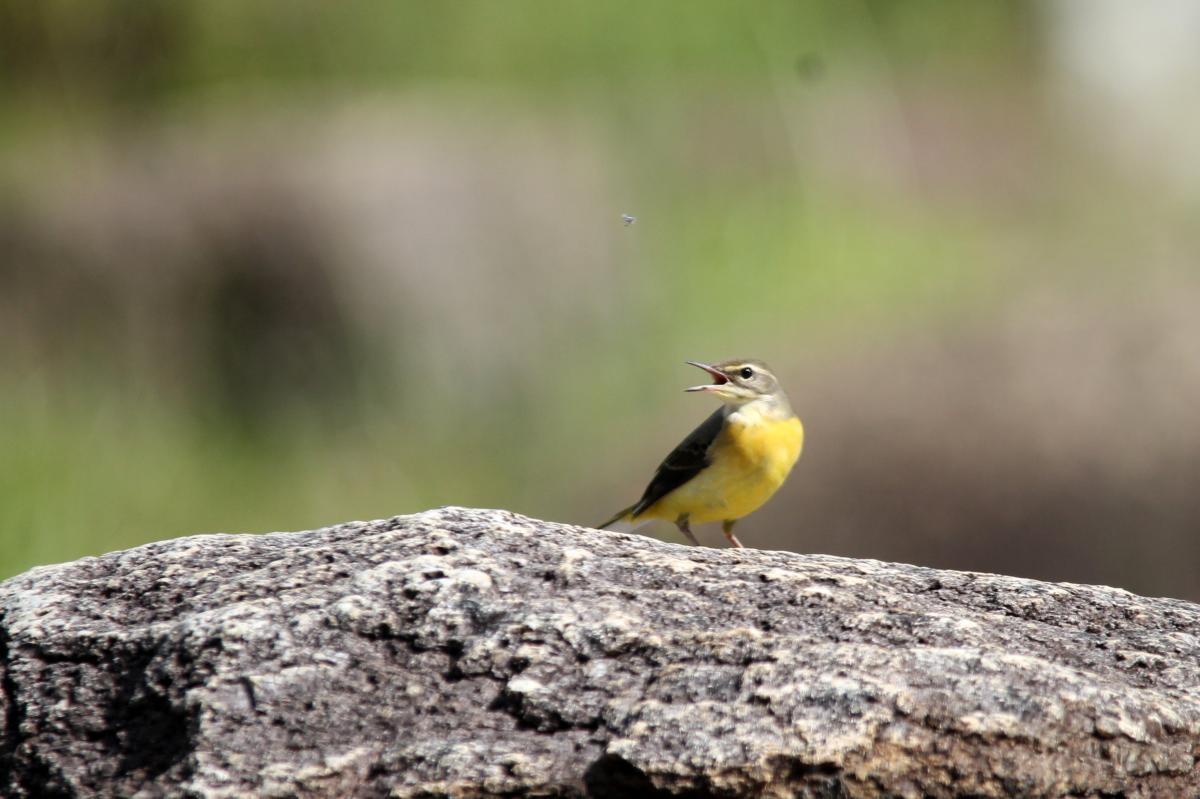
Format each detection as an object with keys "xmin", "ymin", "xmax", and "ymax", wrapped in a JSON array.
[{"xmin": 2, "ymin": 507, "xmax": 1200, "ymax": 798}]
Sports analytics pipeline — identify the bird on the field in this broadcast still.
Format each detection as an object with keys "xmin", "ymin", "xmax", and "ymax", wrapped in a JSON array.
[{"xmin": 597, "ymin": 359, "xmax": 803, "ymax": 548}]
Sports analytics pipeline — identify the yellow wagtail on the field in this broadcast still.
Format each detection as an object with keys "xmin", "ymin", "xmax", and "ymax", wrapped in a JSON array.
[{"xmin": 598, "ymin": 359, "xmax": 803, "ymax": 548}]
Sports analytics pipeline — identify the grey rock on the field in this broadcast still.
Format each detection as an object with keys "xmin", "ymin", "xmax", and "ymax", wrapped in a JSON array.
[{"xmin": 2, "ymin": 507, "xmax": 1199, "ymax": 798}]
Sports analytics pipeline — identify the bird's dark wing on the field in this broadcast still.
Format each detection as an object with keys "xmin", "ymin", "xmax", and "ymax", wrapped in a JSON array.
[{"xmin": 630, "ymin": 407, "xmax": 726, "ymax": 519}]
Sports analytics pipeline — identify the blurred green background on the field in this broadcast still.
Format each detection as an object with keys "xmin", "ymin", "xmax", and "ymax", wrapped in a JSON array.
[{"xmin": 4, "ymin": 1, "xmax": 1200, "ymax": 599}]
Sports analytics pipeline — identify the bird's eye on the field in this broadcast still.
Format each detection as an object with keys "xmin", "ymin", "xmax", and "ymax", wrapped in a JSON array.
[{"xmin": 740, "ymin": 367, "xmax": 754, "ymax": 379}]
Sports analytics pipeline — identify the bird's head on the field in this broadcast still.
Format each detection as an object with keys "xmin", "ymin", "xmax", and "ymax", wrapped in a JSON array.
[{"xmin": 684, "ymin": 359, "xmax": 790, "ymax": 412}]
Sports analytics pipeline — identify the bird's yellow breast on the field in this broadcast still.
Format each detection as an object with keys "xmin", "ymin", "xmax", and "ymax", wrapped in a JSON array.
[{"xmin": 646, "ymin": 412, "xmax": 804, "ymax": 525}]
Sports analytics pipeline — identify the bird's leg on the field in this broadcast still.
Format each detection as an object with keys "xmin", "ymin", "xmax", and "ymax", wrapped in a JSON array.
[
  {"xmin": 675, "ymin": 514, "xmax": 700, "ymax": 546},
  {"xmin": 721, "ymin": 520, "xmax": 744, "ymax": 549}
]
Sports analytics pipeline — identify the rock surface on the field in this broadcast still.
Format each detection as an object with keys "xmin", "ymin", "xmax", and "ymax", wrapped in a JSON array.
[{"xmin": 2, "ymin": 507, "xmax": 1200, "ymax": 798}]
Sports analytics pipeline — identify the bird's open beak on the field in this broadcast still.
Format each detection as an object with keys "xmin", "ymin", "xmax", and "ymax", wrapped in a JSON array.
[{"xmin": 684, "ymin": 361, "xmax": 729, "ymax": 392}]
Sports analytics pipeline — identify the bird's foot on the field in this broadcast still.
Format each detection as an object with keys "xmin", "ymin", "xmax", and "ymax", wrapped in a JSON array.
[{"xmin": 676, "ymin": 514, "xmax": 701, "ymax": 546}]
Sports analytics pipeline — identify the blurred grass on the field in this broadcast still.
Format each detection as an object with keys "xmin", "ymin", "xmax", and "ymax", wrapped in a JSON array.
[
  {"xmin": 0, "ymin": 2, "xmax": 1030, "ymax": 96},
  {"xmin": 10, "ymin": 0, "xmax": 1198, "ymax": 599},
  {"xmin": 0, "ymin": 177, "xmax": 990, "ymax": 577}
]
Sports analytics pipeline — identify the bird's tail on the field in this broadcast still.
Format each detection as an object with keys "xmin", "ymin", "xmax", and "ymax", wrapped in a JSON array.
[{"xmin": 596, "ymin": 504, "xmax": 637, "ymax": 530}]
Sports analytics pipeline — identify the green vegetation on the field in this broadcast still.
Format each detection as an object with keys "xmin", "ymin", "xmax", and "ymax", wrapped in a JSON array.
[{"xmin": 9, "ymin": 1, "xmax": 1194, "ymax": 595}]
